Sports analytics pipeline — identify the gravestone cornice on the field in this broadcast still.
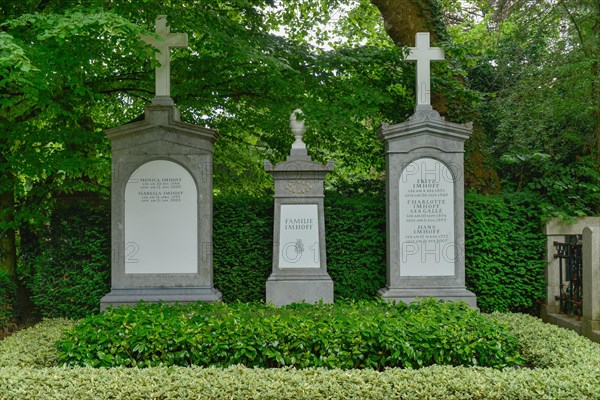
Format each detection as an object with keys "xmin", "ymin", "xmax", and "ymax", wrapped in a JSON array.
[
  {"xmin": 379, "ymin": 107, "xmax": 472, "ymax": 145},
  {"xmin": 106, "ymin": 104, "xmax": 218, "ymax": 145},
  {"xmin": 264, "ymin": 158, "xmax": 334, "ymax": 174}
]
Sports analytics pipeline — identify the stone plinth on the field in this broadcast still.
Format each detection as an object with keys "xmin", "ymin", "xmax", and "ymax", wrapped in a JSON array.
[
  {"xmin": 100, "ymin": 102, "xmax": 221, "ymax": 309},
  {"xmin": 582, "ymin": 226, "xmax": 600, "ymax": 340},
  {"xmin": 264, "ymin": 152, "xmax": 334, "ymax": 306},
  {"xmin": 378, "ymin": 105, "xmax": 477, "ymax": 308}
]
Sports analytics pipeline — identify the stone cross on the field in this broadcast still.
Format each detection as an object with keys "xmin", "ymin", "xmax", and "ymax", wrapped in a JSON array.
[
  {"xmin": 141, "ymin": 16, "xmax": 188, "ymax": 99},
  {"xmin": 406, "ymin": 32, "xmax": 444, "ymax": 106}
]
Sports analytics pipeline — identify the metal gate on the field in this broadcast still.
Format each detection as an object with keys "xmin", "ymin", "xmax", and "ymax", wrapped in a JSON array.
[{"xmin": 553, "ymin": 236, "xmax": 583, "ymax": 318}]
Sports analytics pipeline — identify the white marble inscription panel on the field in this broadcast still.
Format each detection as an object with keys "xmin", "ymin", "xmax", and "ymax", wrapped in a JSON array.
[
  {"xmin": 125, "ymin": 160, "xmax": 197, "ymax": 274},
  {"xmin": 399, "ymin": 158, "xmax": 455, "ymax": 276},
  {"xmin": 279, "ymin": 204, "xmax": 320, "ymax": 268}
]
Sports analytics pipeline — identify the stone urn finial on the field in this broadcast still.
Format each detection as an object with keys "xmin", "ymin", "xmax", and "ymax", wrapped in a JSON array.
[{"xmin": 290, "ymin": 109, "xmax": 306, "ymax": 152}]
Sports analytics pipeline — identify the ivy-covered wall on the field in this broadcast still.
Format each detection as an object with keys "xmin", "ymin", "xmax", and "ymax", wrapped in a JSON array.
[{"xmin": 16, "ymin": 192, "xmax": 546, "ymax": 319}]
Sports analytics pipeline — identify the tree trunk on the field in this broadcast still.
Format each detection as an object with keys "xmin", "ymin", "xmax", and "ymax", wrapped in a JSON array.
[
  {"xmin": 0, "ymin": 188, "xmax": 16, "ymax": 279},
  {"xmin": 0, "ymin": 148, "xmax": 20, "ymax": 325},
  {"xmin": 370, "ymin": 0, "xmax": 447, "ymax": 113},
  {"xmin": 370, "ymin": 0, "xmax": 436, "ymax": 46}
]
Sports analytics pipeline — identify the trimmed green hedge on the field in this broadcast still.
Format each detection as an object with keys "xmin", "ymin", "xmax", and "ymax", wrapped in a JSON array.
[
  {"xmin": 465, "ymin": 193, "xmax": 546, "ymax": 313},
  {"xmin": 1, "ymin": 313, "xmax": 599, "ymax": 399},
  {"xmin": 19, "ymin": 192, "xmax": 545, "ymax": 317},
  {"xmin": 0, "ymin": 319, "xmax": 76, "ymax": 368},
  {"xmin": 19, "ymin": 198, "xmax": 111, "ymax": 319},
  {"xmin": 56, "ymin": 300, "xmax": 523, "ymax": 369},
  {"xmin": 325, "ymin": 194, "xmax": 386, "ymax": 299},
  {"xmin": 213, "ymin": 193, "xmax": 386, "ymax": 301},
  {"xmin": 0, "ymin": 364, "xmax": 597, "ymax": 400},
  {"xmin": 213, "ymin": 195, "xmax": 273, "ymax": 303}
]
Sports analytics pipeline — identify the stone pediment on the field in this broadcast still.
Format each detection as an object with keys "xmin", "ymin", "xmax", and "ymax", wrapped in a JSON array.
[
  {"xmin": 106, "ymin": 104, "xmax": 218, "ymax": 148},
  {"xmin": 379, "ymin": 106, "xmax": 472, "ymax": 153},
  {"xmin": 109, "ymin": 128, "xmax": 213, "ymax": 155}
]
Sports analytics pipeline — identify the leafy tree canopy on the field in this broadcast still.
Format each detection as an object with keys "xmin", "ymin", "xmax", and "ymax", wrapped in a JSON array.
[
  {"xmin": 1, "ymin": 0, "xmax": 598, "ymax": 238},
  {"xmin": 443, "ymin": 0, "xmax": 600, "ymax": 216},
  {"xmin": 0, "ymin": 0, "xmax": 419, "ymax": 240},
  {"xmin": 0, "ymin": 0, "xmax": 424, "ymax": 286}
]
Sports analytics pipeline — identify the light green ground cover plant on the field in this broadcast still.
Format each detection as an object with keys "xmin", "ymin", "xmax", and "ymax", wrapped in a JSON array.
[{"xmin": 0, "ymin": 306, "xmax": 599, "ymax": 399}]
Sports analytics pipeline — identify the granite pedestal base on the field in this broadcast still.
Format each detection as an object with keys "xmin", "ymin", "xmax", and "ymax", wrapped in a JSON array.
[
  {"xmin": 100, "ymin": 287, "xmax": 221, "ymax": 310},
  {"xmin": 266, "ymin": 278, "xmax": 333, "ymax": 306},
  {"xmin": 378, "ymin": 287, "xmax": 478, "ymax": 309}
]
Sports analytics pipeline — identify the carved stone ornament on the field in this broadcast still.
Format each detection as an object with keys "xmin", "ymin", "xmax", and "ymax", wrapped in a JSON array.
[
  {"xmin": 409, "ymin": 106, "xmax": 445, "ymax": 123},
  {"xmin": 285, "ymin": 180, "xmax": 313, "ymax": 194}
]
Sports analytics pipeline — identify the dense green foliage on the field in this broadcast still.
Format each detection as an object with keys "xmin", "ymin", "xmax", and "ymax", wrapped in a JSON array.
[
  {"xmin": 448, "ymin": 0, "xmax": 600, "ymax": 216},
  {"xmin": 213, "ymin": 193, "xmax": 385, "ymax": 302},
  {"xmin": 1, "ymin": 314, "xmax": 600, "ymax": 399},
  {"xmin": 0, "ymin": 270, "xmax": 16, "ymax": 328},
  {"xmin": 490, "ymin": 313, "xmax": 600, "ymax": 370},
  {"xmin": 1, "ymin": 365, "xmax": 598, "ymax": 400},
  {"xmin": 0, "ymin": 9, "xmax": 147, "ymax": 234},
  {"xmin": 19, "ymin": 198, "xmax": 110, "ymax": 319},
  {"xmin": 464, "ymin": 193, "xmax": 546, "ymax": 314},
  {"xmin": 56, "ymin": 300, "xmax": 524, "ymax": 369},
  {"xmin": 0, "ymin": 319, "xmax": 76, "ymax": 368},
  {"xmin": 0, "ymin": 1, "xmax": 408, "ymax": 229}
]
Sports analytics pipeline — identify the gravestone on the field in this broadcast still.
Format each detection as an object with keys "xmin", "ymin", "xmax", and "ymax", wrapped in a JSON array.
[
  {"xmin": 100, "ymin": 16, "xmax": 221, "ymax": 309},
  {"xmin": 378, "ymin": 32, "xmax": 477, "ymax": 308},
  {"xmin": 264, "ymin": 110, "xmax": 334, "ymax": 306}
]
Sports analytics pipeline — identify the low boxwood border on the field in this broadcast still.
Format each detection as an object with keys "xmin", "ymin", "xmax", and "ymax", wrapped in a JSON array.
[{"xmin": 0, "ymin": 313, "xmax": 599, "ymax": 399}]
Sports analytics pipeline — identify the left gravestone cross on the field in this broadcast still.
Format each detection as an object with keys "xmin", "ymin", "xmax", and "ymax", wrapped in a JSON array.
[
  {"xmin": 100, "ymin": 16, "xmax": 221, "ymax": 309},
  {"xmin": 141, "ymin": 15, "xmax": 188, "ymax": 102}
]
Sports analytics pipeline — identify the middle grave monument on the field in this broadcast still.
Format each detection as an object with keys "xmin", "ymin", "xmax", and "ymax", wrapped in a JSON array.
[
  {"xmin": 264, "ymin": 110, "xmax": 334, "ymax": 306},
  {"xmin": 378, "ymin": 32, "xmax": 477, "ymax": 308}
]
